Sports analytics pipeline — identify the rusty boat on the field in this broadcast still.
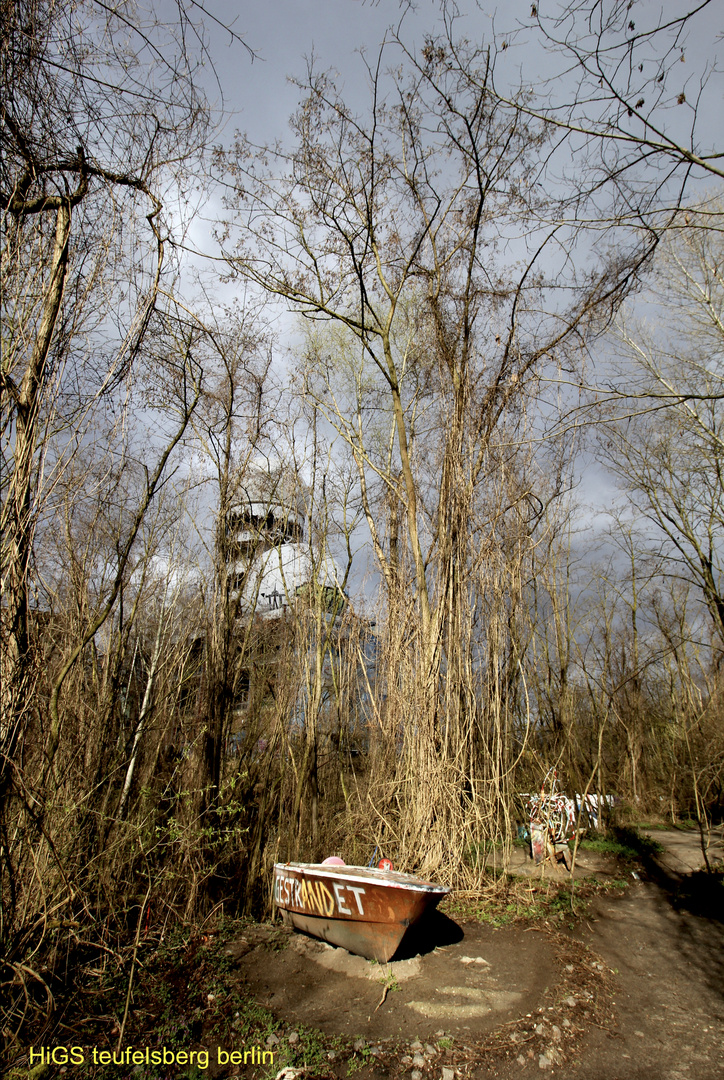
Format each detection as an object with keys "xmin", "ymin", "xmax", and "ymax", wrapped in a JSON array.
[{"xmin": 273, "ymin": 861, "xmax": 450, "ymax": 962}]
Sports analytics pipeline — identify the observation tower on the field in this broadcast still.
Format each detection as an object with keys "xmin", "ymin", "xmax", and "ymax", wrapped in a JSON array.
[{"xmin": 225, "ymin": 459, "xmax": 342, "ymax": 618}]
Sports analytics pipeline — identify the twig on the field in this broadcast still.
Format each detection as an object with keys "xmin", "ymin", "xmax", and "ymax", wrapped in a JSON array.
[{"xmin": 117, "ymin": 883, "xmax": 151, "ymax": 1053}]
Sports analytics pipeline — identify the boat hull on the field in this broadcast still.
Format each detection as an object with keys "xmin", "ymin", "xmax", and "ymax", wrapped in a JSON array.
[{"xmin": 273, "ymin": 862, "xmax": 449, "ymax": 962}]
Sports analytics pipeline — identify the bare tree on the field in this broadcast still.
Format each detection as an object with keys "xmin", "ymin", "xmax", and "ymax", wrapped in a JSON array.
[
  {"xmin": 213, "ymin": 26, "xmax": 664, "ymax": 878},
  {"xmin": 0, "ymin": 1, "xmax": 256, "ymax": 1042},
  {"xmin": 185, "ymin": 297, "xmax": 274, "ymax": 818},
  {"xmin": 496, "ymin": 1, "xmax": 723, "ymax": 194},
  {"xmin": 0, "ymin": 0, "xmax": 227, "ymax": 763},
  {"xmin": 600, "ymin": 220, "xmax": 724, "ymax": 647}
]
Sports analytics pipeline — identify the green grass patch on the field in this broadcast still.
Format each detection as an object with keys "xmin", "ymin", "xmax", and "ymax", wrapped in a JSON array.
[
  {"xmin": 442, "ymin": 870, "xmax": 629, "ymax": 928},
  {"xmin": 610, "ymin": 825, "xmax": 664, "ymax": 858},
  {"xmin": 633, "ymin": 818, "xmax": 706, "ymax": 832},
  {"xmin": 578, "ymin": 826, "xmax": 663, "ymax": 860},
  {"xmin": 578, "ymin": 836, "xmax": 640, "ymax": 858}
]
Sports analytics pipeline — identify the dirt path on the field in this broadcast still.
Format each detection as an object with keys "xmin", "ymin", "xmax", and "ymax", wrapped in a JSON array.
[
  {"xmin": 551, "ymin": 877, "xmax": 724, "ymax": 1080},
  {"xmin": 225, "ymin": 829, "xmax": 723, "ymax": 1080}
]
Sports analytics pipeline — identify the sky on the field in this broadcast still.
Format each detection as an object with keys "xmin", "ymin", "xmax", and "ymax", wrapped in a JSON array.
[
  {"xmin": 204, "ymin": 1, "xmax": 450, "ymax": 140},
  {"xmin": 199, "ymin": 1, "xmax": 723, "ymax": 144}
]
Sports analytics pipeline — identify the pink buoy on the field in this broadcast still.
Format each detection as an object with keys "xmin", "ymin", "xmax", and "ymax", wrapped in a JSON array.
[{"xmin": 321, "ymin": 856, "xmax": 346, "ymax": 866}]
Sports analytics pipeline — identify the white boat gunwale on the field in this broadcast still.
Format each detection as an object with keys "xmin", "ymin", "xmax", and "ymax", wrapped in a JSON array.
[{"xmin": 273, "ymin": 861, "xmax": 449, "ymax": 895}]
